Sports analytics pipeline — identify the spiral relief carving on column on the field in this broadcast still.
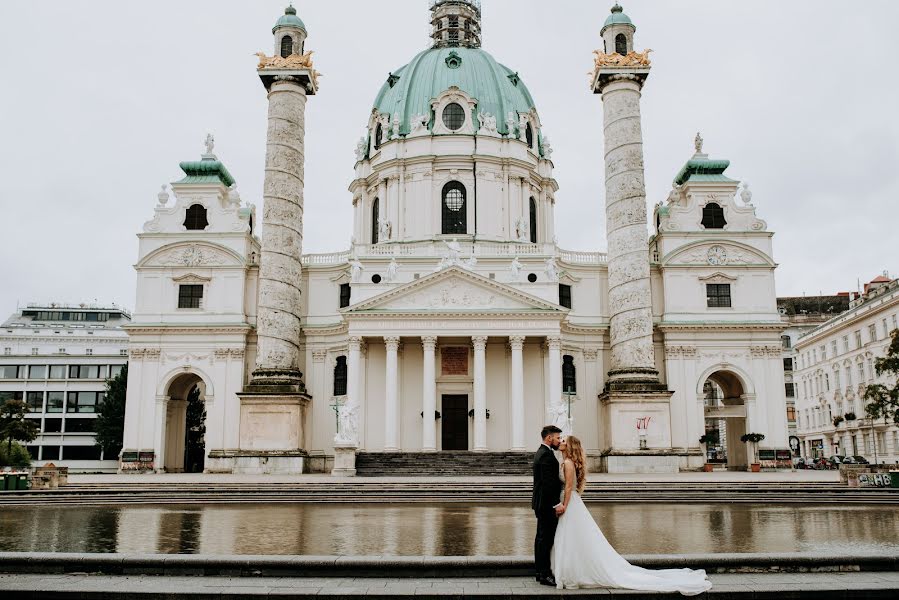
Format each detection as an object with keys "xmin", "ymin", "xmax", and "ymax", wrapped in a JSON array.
[
  {"xmin": 601, "ymin": 77, "xmax": 658, "ymax": 381},
  {"xmin": 255, "ymin": 82, "xmax": 308, "ymax": 380}
]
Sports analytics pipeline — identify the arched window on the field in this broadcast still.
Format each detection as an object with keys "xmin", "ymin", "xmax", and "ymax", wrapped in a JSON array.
[
  {"xmin": 184, "ymin": 204, "xmax": 208, "ymax": 231},
  {"xmin": 529, "ymin": 197, "xmax": 538, "ymax": 243},
  {"xmin": 374, "ymin": 123, "xmax": 383, "ymax": 150},
  {"xmin": 442, "ymin": 103, "xmax": 465, "ymax": 131},
  {"xmin": 333, "ymin": 356, "xmax": 348, "ymax": 396},
  {"xmin": 441, "ymin": 182, "xmax": 467, "ymax": 235},
  {"xmin": 701, "ymin": 203, "xmax": 727, "ymax": 229},
  {"xmin": 562, "ymin": 355, "xmax": 576, "ymax": 394},
  {"xmin": 280, "ymin": 35, "xmax": 293, "ymax": 58},
  {"xmin": 525, "ymin": 124, "xmax": 534, "ymax": 148},
  {"xmin": 615, "ymin": 33, "xmax": 627, "ymax": 55},
  {"xmin": 371, "ymin": 198, "xmax": 380, "ymax": 244}
]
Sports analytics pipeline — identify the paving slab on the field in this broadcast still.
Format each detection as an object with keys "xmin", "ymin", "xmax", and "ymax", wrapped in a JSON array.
[{"xmin": 0, "ymin": 571, "xmax": 897, "ymax": 598}]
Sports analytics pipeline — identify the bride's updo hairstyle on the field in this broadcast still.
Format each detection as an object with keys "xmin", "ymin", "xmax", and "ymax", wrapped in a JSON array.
[{"xmin": 563, "ymin": 435, "xmax": 587, "ymax": 493}]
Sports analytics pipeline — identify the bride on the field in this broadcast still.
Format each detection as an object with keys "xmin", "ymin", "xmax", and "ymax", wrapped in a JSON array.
[{"xmin": 550, "ymin": 436, "xmax": 713, "ymax": 595}]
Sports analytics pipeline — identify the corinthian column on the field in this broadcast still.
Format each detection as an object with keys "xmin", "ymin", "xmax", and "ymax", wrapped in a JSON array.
[{"xmin": 253, "ymin": 78, "xmax": 308, "ymax": 387}]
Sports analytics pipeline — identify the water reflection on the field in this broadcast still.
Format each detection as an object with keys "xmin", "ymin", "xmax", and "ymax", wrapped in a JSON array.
[{"xmin": 1, "ymin": 504, "xmax": 897, "ymax": 556}]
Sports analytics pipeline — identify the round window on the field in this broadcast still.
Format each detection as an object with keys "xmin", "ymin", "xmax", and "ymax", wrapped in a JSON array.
[
  {"xmin": 371, "ymin": 274, "xmax": 382, "ymax": 284},
  {"xmin": 527, "ymin": 273, "xmax": 538, "ymax": 283},
  {"xmin": 442, "ymin": 103, "xmax": 465, "ymax": 131},
  {"xmin": 444, "ymin": 187, "xmax": 465, "ymax": 211}
]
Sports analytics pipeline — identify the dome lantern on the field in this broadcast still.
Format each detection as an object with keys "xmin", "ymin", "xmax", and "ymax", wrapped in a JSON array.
[
  {"xmin": 273, "ymin": 4, "xmax": 307, "ymax": 58},
  {"xmin": 601, "ymin": 3, "xmax": 636, "ymax": 56},
  {"xmin": 431, "ymin": 0, "xmax": 482, "ymax": 49}
]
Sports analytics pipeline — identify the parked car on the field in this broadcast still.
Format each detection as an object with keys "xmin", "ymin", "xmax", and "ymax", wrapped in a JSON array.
[
  {"xmin": 810, "ymin": 458, "xmax": 831, "ymax": 470},
  {"xmin": 852, "ymin": 456, "xmax": 870, "ymax": 465},
  {"xmin": 827, "ymin": 456, "xmax": 844, "ymax": 468},
  {"xmin": 841, "ymin": 456, "xmax": 857, "ymax": 464}
]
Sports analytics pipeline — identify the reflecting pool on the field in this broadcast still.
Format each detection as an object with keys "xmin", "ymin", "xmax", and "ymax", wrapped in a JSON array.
[{"xmin": 2, "ymin": 503, "xmax": 897, "ymax": 556}]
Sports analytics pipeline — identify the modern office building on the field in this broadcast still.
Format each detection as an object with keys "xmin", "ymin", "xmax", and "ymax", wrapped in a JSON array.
[{"xmin": 0, "ymin": 304, "xmax": 130, "ymax": 472}]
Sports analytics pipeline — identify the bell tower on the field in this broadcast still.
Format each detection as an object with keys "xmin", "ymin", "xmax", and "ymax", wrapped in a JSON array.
[
  {"xmin": 273, "ymin": 4, "xmax": 307, "ymax": 57},
  {"xmin": 430, "ymin": 0, "xmax": 482, "ymax": 48},
  {"xmin": 601, "ymin": 3, "xmax": 635, "ymax": 55}
]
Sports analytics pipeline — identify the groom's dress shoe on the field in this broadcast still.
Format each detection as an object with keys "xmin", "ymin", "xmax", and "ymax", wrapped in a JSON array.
[{"xmin": 538, "ymin": 576, "xmax": 557, "ymax": 587}]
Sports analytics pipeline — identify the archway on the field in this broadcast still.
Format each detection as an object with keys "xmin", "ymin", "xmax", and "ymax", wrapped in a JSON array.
[
  {"xmin": 702, "ymin": 370, "xmax": 748, "ymax": 471},
  {"xmin": 164, "ymin": 373, "xmax": 207, "ymax": 473}
]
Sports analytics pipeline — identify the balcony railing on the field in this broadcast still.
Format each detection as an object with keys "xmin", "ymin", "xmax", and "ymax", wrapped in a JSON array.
[{"xmin": 301, "ymin": 242, "xmax": 608, "ymax": 266}]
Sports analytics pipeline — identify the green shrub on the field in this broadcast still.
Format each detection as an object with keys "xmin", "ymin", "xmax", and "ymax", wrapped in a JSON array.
[{"xmin": 0, "ymin": 441, "xmax": 32, "ymax": 468}]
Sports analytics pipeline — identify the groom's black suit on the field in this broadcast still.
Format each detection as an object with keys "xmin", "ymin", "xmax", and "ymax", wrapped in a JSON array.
[{"xmin": 532, "ymin": 444, "xmax": 563, "ymax": 579}]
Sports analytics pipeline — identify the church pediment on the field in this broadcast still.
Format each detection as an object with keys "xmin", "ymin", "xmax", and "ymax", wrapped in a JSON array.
[
  {"xmin": 343, "ymin": 267, "xmax": 565, "ymax": 314},
  {"xmin": 662, "ymin": 241, "xmax": 774, "ymax": 268},
  {"xmin": 139, "ymin": 242, "xmax": 246, "ymax": 268}
]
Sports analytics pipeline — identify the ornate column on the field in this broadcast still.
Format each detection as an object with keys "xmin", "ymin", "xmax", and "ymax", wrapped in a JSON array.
[
  {"xmin": 253, "ymin": 77, "xmax": 309, "ymax": 387},
  {"xmin": 596, "ymin": 75, "xmax": 657, "ymax": 383},
  {"xmin": 546, "ymin": 336, "xmax": 562, "ymax": 424},
  {"xmin": 233, "ymin": 23, "xmax": 319, "ymax": 475},
  {"xmin": 153, "ymin": 396, "xmax": 169, "ymax": 474},
  {"xmin": 509, "ymin": 336, "xmax": 526, "ymax": 451},
  {"xmin": 591, "ymin": 6, "xmax": 675, "ymax": 474},
  {"xmin": 384, "ymin": 336, "xmax": 401, "ymax": 451},
  {"xmin": 347, "ymin": 337, "xmax": 362, "ymax": 430},
  {"xmin": 421, "ymin": 336, "xmax": 438, "ymax": 452},
  {"xmin": 472, "ymin": 336, "xmax": 488, "ymax": 452}
]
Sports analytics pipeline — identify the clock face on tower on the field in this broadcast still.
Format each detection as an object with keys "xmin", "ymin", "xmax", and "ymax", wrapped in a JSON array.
[{"xmin": 707, "ymin": 245, "xmax": 727, "ymax": 266}]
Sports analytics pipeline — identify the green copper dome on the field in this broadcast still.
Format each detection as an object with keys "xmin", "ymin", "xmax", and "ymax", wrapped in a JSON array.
[
  {"xmin": 372, "ymin": 47, "xmax": 537, "ymax": 138},
  {"xmin": 601, "ymin": 4, "xmax": 634, "ymax": 33},
  {"xmin": 273, "ymin": 5, "xmax": 306, "ymax": 33}
]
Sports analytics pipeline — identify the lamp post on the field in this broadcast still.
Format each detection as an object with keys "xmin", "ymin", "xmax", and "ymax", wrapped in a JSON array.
[{"xmin": 563, "ymin": 386, "xmax": 577, "ymax": 435}]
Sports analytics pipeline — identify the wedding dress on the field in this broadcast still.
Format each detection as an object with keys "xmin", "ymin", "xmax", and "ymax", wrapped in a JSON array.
[{"xmin": 550, "ymin": 461, "xmax": 712, "ymax": 595}]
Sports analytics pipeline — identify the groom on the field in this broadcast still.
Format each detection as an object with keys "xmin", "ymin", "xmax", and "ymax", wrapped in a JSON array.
[{"xmin": 532, "ymin": 424, "xmax": 563, "ymax": 587}]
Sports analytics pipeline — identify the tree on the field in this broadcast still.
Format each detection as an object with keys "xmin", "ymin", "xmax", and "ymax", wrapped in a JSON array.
[
  {"xmin": 94, "ymin": 364, "xmax": 128, "ymax": 456},
  {"xmin": 0, "ymin": 399, "xmax": 39, "ymax": 452},
  {"xmin": 863, "ymin": 329, "xmax": 899, "ymax": 424}
]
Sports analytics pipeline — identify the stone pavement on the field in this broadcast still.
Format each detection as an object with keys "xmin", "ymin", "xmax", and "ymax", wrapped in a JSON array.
[
  {"xmin": 1, "ymin": 572, "xmax": 898, "ymax": 598},
  {"xmin": 68, "ymin": 470, "xmax": 840, "ymax": 485}
]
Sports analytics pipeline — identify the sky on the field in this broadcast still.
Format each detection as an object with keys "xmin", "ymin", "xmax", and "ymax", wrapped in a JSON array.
[{"xmin": 1, "ymin": 0, "xmax": 897, "ymax": 314}]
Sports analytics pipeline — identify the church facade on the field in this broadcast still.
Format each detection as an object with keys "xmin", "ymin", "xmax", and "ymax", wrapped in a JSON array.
[{"xmin": 122, "ymin": 2, "xmax": 789, "ymax": 475}]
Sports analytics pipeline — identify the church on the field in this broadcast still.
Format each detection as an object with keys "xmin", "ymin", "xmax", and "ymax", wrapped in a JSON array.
[{"xmin": 121, "ymin": 2, "xmax": 789, "ymax": 475}]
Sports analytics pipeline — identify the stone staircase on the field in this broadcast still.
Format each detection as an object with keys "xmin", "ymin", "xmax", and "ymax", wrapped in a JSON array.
[{"xmin": 354, "ymin": 451, "xmax": 534, "ymax": 477}]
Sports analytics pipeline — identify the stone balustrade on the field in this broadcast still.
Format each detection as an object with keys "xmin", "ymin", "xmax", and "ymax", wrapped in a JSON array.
[{"xmin": 301, "ymin": 243, "xmax": 608, "ymax": 266}]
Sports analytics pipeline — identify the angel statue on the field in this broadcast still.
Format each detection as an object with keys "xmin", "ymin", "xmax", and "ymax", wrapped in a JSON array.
[
  {"xmin": 335, "ymin": 396, "xmax": 360, "ymax": 445},
  {"xmin": 514, "ymin": 217, "xmax": 529, "ymax": 243},
  {"xmin": 740, "ymin": 182, "xmax": 754, "ymax": 206},
  {"xmin": 378, "ymin": 218, "xmax": 392, "ymax": 242},
  {"xmin": 204, "ymin": 133, "xmax": 215, "ymax": 156},
  {"xmin": 386, "ymin": 257, "xmax": 399, "ymax": 283},
  {"xmin": 445, "ymin": 238, "xmax": 463, "ymax": 265},
  {"xmin": 545, "ymin": 257, "xmax": 559, "ymax": 283},
  {"xmin": 349, "ymin": 257, "xmax": 364, "ymax": 283},
  {"xmin": 509, "ymin": 256, "xmax": 523, "ymax": 282},
  {"xmin": 355, "ymin": 137, "xmax": 368, "ymax": 161}
]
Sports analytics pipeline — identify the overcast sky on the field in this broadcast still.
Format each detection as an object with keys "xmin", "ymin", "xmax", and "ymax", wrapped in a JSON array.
[{"xmin": 1, "ymin": 0, "xmax": 897, "ymax": 314}]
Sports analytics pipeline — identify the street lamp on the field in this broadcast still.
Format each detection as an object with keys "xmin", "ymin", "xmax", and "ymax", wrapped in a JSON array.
[{"xmin": 563, "ymin": 385, "xmax": 576, "ymax": 434}]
